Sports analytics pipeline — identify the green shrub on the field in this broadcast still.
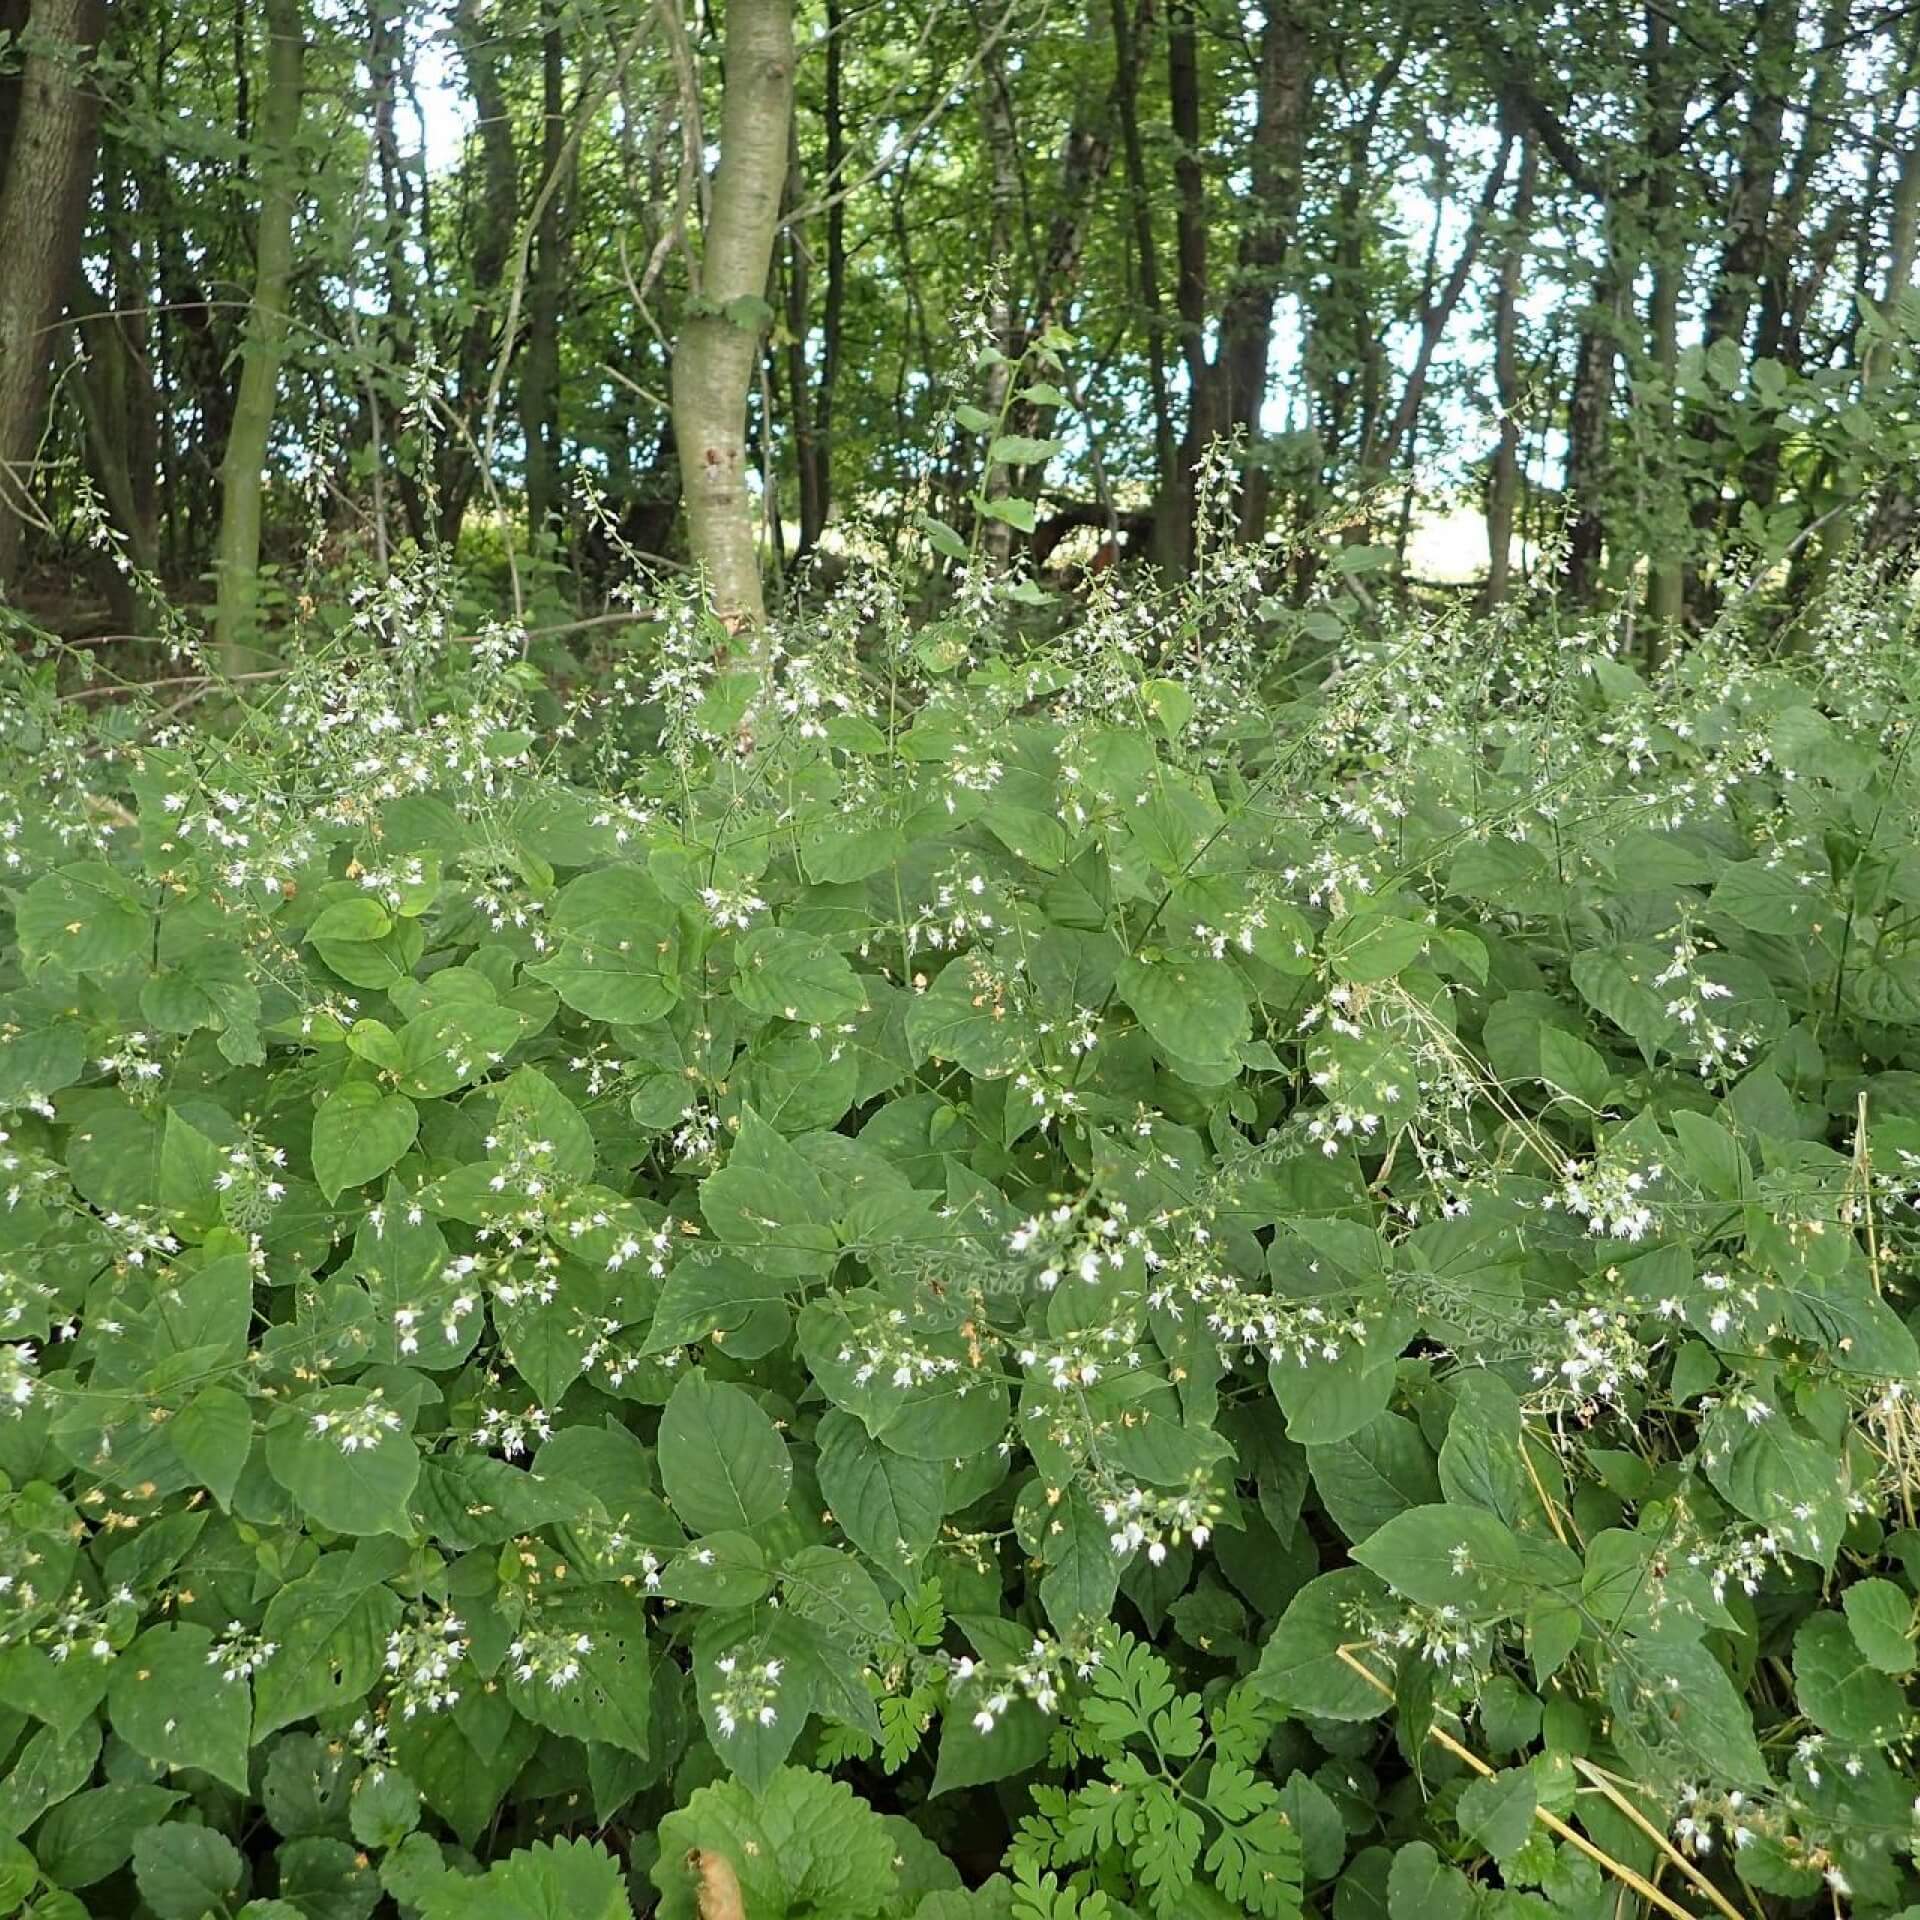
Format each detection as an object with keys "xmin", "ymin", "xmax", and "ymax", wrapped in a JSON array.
[{"xmin": 2, "ymin": 553, "xmax": 1919, "ymax": 1918}]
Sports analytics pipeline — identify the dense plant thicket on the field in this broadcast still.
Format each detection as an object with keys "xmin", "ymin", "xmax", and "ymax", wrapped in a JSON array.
[{"xmin": 2, "ymin": 537, "xmax": 1920, "ymax": 1920}]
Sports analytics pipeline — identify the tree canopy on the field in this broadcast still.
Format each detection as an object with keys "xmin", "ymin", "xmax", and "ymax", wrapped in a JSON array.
[{"xmin": 2, "ymin": 0, "xmax": 1920, "ymax": 629}]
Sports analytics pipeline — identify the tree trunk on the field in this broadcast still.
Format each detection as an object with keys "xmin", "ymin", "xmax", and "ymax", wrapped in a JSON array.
[
  {"xmin": 1367, "ymin": 133, "xmax": 1513, "ymax": 477},
  {"xmin": 518, "ymin": 0, "xmax": 566, "ymax": 545},
  {"xmin": 0, "ymin": 0, "xmax": 30, "ymax": 174},
  {"xmin": 1109, "ymin": 0, "xmax": 1177, "ymax": 568},
  {"xmin": 212, "ymin": 0, "xmax": 304, "ymax": 664},
  {"xmin": 1564, "ymin": 265, "xmax": 1621, "ymax": 603},
  {"xmin": 670, "ymin": 0, "xmax": 794, "ymax": 636},
  {"xmin": 1219, "ymin": 4, "xmax": 1311, "ymax": 544},
  {"xmin": 1160, "ymin": 0, "xmax": 1211, "ymax": 567},
  {"xmin": 0, "ymin": 0, "xmax": 104, "ymax": 589},
  {"xmin": 1484, "ymin": 133, "xmax": 1535, "ymax": 607},
  {"xmin": 445, "ymin": 0, "xmax": 520, "ymax": 548},
  {"xmin": 1865, "ymin": 46, "xmax": 1920, "ymax": 560},
  {"xmin": 812, "ymin": 0, "xmax": 845, "ymax": 544},
  {"xmin": 782, "ymin": 123, "xmax": 825, "ymax": 557},
  {"xmin": 1643, "ymin": 3, "xmax": 1685, "ymax": 641},
  {"xmin": 975, "ymin": 36, "xmax": 1019, "ymax": 573}
]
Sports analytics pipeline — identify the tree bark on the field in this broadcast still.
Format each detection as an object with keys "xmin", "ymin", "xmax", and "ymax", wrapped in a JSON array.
[
  {"xmin": 518, "ymin": 0, "xmax": 567, "ymax": 545},
  {"xmin": 1220, "ymin": 3, "xmax": 1311, "ymax": 543},
  {"xmin": 1109, "ymin": 0, "xmax": 1178, "ymax": 567},
  {"xmin": 1644, "ymin": 3, "xmax": 1685, "ymax": 640},
  {"xmin": 1367, "ymin": 133, "xmax": 1513, "ymax": 477},
  {"xmin": 0, "ymin": 0, "xmax": 30, "ymax": 175},
  {"xmin": 1484, "ymin": 132, "xmax": 1535, "ymax": 607},
  {"xmin": 1564, "ymin": 263, "xmax": 1621, "ymax": 603},
  {"xmin": 670, "ymin": 0, "xmax": 794, "ymax": 635},
  {"xmin": 0, "ymin": 0, "xmax": 104, "ymax": 589},
  {"xmin": 975, "ymin": 34, "xmax": 1019, "ymax": 572},
  {"xmin": 781, "ymin": 123, "xmax": 824, "ymax": 556},
  {"xmin": 445, "ymin": 0, "xmax": 521, "ymax": 547},
  {"xmin": 212, "ymin": 0, "xmax": 304, "ymax": 663},
  {"xmin": 1159, "ymin": 0, "xmax": 1210, "ymax": 566},
  {"xmin": 813, "ymin": 0, "xmax": 845, "ymax": 543}
]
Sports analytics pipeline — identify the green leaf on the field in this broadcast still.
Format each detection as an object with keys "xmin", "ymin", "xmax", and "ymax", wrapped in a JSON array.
[
  {"xmin": 1387, "ymin": 1842, "xmax": 1476, "ymax": 1920},
  {"xmin": 422, "ymin": 1837, "xmax": 629, "ymax": 1920},
  {"xmin": 1116, "ymin": 952, "xmax": 1250, "ymax": 1071},
  {"xmin": 1700, "ymin": 1402, "xmax": 1847, "ymax": 1568},
  {"xmin": 977, "ymin": 497, "xmax": 1037, "ymax": 532},
  {"xmin": 657, "ymin": 1368, "xmax": 792, "ymax": 1533},
  {"xmin": 1307, "ymin": 1413, "xmax": 1440, "ymax": 1544},
  {"xmin": 1325, "ymin": 912, "xmax": 1427, "ymax": 984},
  {"xmin": 1251, "ymin": 1570, "xmax": 1392, "ymax": 1720},
  {"xmin": 107, "ymin": 1625, "xmax": 251, "ymax": 1794},
  {"xmin": 1354, "ymin": 1506, "xmax": 1566, "ymax": 1614},
  {"xmin": 311, "ymin": 1082, "xmax": 418, "ymax": 1202},
  {"xmin": 1843, "ymin": 1578, "xmax": 1916, "ymax": 1673},
  {"xmin": 646, "ymin": 1251, "xmax": 793, "ymax": 1353},
  {"xmin": 1456, "ymin": 1769, "xmax": 1536, "ymax": 1861},
  {"xmin": 529, "ymin": 867, "xmax": 681, "ymax": 1024},
  {"xmin": 816, "ymin": 1409, "xmax": 945, "ymax": 1587},
  {"xmin": 13, "ymin": 863, "xmax": 149, "ymax": 974},
  {"xmin": 266, "ymin": 1392, "xmax": 421, "ymax": 1538},
  {"xmin": 732, "ymin": 927, "xmax": 868, "ymax": 1025},
  {"xmin": 722, "ymin": 293, "xmax": 775, "ymax": 332},
  {"xmin": 276, "ymin": 1838, "xmax": 379, "ymax": 1920},
  {"xmin": 33, "ymin": 1786, "xmax": 183, "ymax": 1888},
  {"xmin": 919, "ymin": 515, "xmax": 968, "ymax": 561},
  {"xmin": 1607, "ymin": 1638, "xmax": 1768, "ymax": 1788},
  {"xmin": 392, "ymin": 1691, "xmax": 537, "ymax": 1850},
  {"xmin": 1537, "ymin": 1026, "xmax": 1612, "ymax": 1110},
  {"xmin": 132, "ymin": 1823, "xmax": 244, "ymax": 1920},
  {"xmin": 0, "ymin": 1838, "xmax": 33, "ymax": 1912},
  {"xmin": 1794, "ymin": 1610, "xmax": 1907, "ymax": 1742},
  {"xmin": 904, "ymin": 956, "xmax": 1027, "ymax": 1078},
  {"xmin": 0, "ymin": 1722, "xmax": 101, "ymax": 1836},
  {"xmin": 503, "ymin": 1583, "xmax": 651, "ymax": 1757},
  {"xmin": 987, "ymin": 435, "xmax": 1063, "ymax": 466},
  {"xmin": 261, "ymin": 1731, "xmax": 354, "ymax": 1836},
  {"xmin": 347, "ymin": 1769, "xmax": 420, "ymax": 1850},
  {"xmin": 700, "ymin": 1110, "xmax": 838, "ymax": 1276},
  {"xmin": 170, "ymin": 1386, "xmax": 252, "ymax": 1509},
  {"xmin": 654, "ymin": 1768, "xmax": 898, "ymax": 1920},
  {"xmin": 253, "ymin": 1554, "xmax": 403, "ymax": 1738}
]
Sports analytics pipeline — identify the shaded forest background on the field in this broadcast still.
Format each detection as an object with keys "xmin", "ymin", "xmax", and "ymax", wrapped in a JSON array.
[{"xmin": 4, "ymin": 0, "xmax": 1920, "ymax": 650}]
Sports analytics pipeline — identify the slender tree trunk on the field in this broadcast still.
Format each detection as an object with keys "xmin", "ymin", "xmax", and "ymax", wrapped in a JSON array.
[
  {"xmin": 1109, "ymin": 0, "xmax": 1177, "ymax": 567},
  {"xmin": 1220, "ymin": 4, "xmax": 1311, "ymax": 544},
  {"xmin": 1564, "ymin": 263, "xmax": 1621, "ymax": 603},
  {"xmin": 519, "ymin": 0, "xmax": 566, "ymax": 545},
  {"xmin": 1484, "ymin": 133, "xmax": 1535, "ymax": 607},
  {"xmin": 1368, "ymin": 134, "xmax": 1512, "ymax": 476},
  {"xmin": 1161, "ymin": 0, "xmax": 1211, "ymax": 566},
  {"xmin": 446, "ymin": 0, "xmax": 520, "ymax": 547},
  {"xmin": 1865, "ymin": 54, "xmax": 1920, "ymax": 560},
  {"xmin": 812, "ymin": 0, "xmax": 845, "ymax": 540},
  {"xmin": 367, "ymin": 0, "xmax": 428, "ymax": 544},
  {"xmin": 670, "ymin": 0, "xmax": 794, "ymax": 635},
  {"xmin": 0, "ymin": 0, "xmax": 105, "ymax": 589},
  {"xmin": 974, "ymin": 35, "xmax": 1019, "ymax": 573},
  {"xmin": 782, "ymin": 124, "xmax": 824, "ymax": 556},
  {"xmin": 212, "ymin": 0, "xmax": 304, "ymax": 663},
  {"xmin": 1702, "ymin": 0, "xmax": 1794, "ymax": 357},
  {"xmin": 1644, "ymin": 5, "xmax": 1685, "ymax": 640},
  {"xmin": 0, "ymin": 0, "xmax": 30, "ymax": 172},
  {"xmin": 1866, "ymin": 78, "xmax": 1920, "ymax": 394}
]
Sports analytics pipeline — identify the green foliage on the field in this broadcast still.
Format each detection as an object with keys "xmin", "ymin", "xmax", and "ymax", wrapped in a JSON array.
[{"xmin": 6, "ymin": 545, "xmax": 1920, "ymax": 1920}]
